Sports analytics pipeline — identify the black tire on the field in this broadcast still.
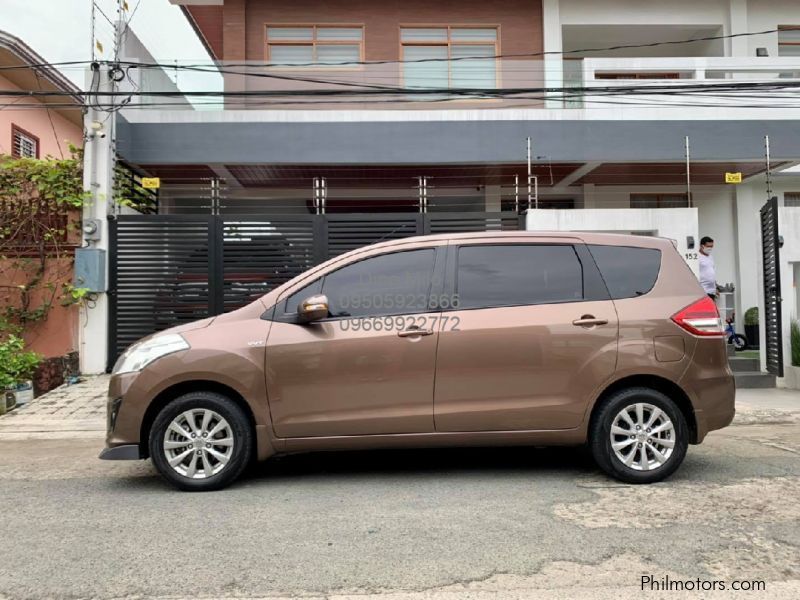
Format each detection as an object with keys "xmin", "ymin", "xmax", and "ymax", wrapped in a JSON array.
[
  {"xmin": 589, "ymin": 387, "xmax": 689, "ymax": 484},
  {"xmin": 149, "ymin": 391, "xmax": 253, "ymax": 491},
  {"xmin": 732, "ymin": 334, "xmax": 748, "ymax": 352}
]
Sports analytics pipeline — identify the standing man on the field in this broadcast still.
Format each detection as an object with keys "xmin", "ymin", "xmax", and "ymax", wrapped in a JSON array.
[{"xmin": 698, "ymin": 236, "xmax": 717, "ymax": 300}]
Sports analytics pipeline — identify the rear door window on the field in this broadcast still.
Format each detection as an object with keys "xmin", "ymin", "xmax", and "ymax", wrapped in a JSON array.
[
  {"xmin": 588, "ymin": 245, "xmax": 661, "ymax": 299},
  {"xmin": 455, "ymin": 244, "xmax": 584, "ymax": 309}
]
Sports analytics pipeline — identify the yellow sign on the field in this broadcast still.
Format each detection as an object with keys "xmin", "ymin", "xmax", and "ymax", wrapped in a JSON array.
[
  {"xmin": 141, "ymin": 177, "xmax": 161, "ymax": 189},
  {"xmin": 725, "ymin": 172, "xmax": 743, "ymax": 184}
]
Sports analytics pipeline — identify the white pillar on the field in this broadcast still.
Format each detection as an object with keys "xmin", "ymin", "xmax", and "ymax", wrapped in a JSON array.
[
  {"xmin": 79, "ymin": 65, "xmax": 116, "ymax": 374},
  {"xmin": 542, "ymin": 0, "xmax": 563, "ymax": 108},
  {"xmin": 728, "ymin": 0, "xmax": 749, "ymax": 57},
  {"xmin": 484, "ymin": 184, "xmax": 502, "ymax": 212},
  {"xmin": 733, "ymin": 183, "xmax": 763, "ymax": 327},
  {"xmin": 733, "ymin": 181, "xmax": 768, "ymax": 371},
  {"xmin": 582, "ymin": 184, "xmax": 597, "ymax": 208}
]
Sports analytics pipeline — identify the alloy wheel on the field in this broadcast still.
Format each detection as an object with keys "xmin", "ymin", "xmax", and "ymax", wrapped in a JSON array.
[
  {"xmin": 609, "ymin": 402, "xmax": 675, "ymax": 471},
  {"xmin": 163, "ymin": 409, "xmax": 234, "ymax": 479}
]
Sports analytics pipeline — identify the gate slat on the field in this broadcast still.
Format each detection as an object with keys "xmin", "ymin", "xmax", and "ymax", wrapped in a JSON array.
[{"xmin": 760, "ymin": 197, "xmax": 783, "ymax": 377}]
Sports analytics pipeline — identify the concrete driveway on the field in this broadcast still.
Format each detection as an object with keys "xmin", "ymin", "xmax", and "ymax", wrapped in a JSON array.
[{"xmin": 0, "ymin": 386, "xmax": 798, "ymax": 599}]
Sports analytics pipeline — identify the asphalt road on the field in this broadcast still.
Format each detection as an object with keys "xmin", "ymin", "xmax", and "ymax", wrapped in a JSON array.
[{"xmin": 1, "ymin": 418, "xmax": 799, "ymax": 599}]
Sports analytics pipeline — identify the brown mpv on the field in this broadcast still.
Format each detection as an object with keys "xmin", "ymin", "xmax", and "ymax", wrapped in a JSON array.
[{"xmin": 101, "ymin": 232, "xmax": 735, "ymax": 491}]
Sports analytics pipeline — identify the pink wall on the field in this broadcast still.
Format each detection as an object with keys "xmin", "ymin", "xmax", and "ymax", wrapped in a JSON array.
[
  {"xmin": 0, "ymin": 73, "xmax": 83, "ymax": 358},
  {"xmin": 0, "ymin": 73, "xmax": 82, "ymax": 159},
  {"xmin": 3, "ymin": 257, "xmax": 80, "ymax": 358}
]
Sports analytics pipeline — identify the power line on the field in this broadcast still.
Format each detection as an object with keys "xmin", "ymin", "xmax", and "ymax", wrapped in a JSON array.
[
  {"xmin": 0, "ymin": 26, "xmax": 785, "ymax": 73},
  {"xmin": 5, "ymin": 91, "xmax": 800, "ymax": 111},
  {"xmin": 5, "ymin": 77, "xmax": 800, "ymax": 98}
]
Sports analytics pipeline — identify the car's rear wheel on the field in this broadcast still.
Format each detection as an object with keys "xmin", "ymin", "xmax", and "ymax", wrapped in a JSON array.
[
  {"xmin": 589, "ymin": 387, "xmax": 688, "ymax": 484},
  {"xmin": 149, "ymin": 391, "xmax": 252, "ymax": 491}
]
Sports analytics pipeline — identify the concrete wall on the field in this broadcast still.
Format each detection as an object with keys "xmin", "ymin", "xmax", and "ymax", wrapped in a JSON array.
[
  {"xmin": 525, "ymin": 207, "xmax": 700, "ymax": 275},
  {"xmin": 119, "ymin": 29, "xmax": 192, "ymax": 109},
  {"xmin": 554, "ymin": 0, "xmax": 800, "ymax": 56},
  {"xmin": 744, "ymin": 0, "xmax": 800, "ymax": 57},
  {"xmin": 116, "ymin": 118, "xmax": 800, "ymax": 165},
  {"xmin": 558, "ymin": 0, "xmax": 730, "ymax": 27},
  {"xmin": 535, "ymin": 185, "xmax": 738, "ymax": 291}
]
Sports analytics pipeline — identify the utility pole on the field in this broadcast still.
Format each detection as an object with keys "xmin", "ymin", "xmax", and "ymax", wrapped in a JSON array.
[{"xmin": 79, "ymin": 4, "xmax": 125, "ymax": 374}]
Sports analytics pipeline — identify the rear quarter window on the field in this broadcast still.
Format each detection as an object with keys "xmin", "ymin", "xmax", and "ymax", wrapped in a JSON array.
[{"xmin": 588, "ymin": 244, "xmax": 661, "ymax": 299}]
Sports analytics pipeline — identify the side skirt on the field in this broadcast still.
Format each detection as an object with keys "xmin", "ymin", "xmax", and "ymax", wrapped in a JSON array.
[{"xmin": 280, "ymin": 428, "xmax": 586, "ymax": 454}]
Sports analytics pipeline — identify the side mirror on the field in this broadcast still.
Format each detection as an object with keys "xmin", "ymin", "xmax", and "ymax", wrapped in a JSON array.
[{"xmin": 297, "ymin": 294, "xmax": 329, "ymax": 323}]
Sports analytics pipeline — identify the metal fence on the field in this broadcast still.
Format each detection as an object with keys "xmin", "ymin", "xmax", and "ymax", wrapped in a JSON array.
[{"xmin": 108, "ymin": 211, "xmax": 522, "ymax": 368}]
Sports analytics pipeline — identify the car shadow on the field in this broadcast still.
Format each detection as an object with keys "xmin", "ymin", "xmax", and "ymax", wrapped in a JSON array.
[
  {"xmin": 243, "ymin": 445, "xmax": 598, "ymax": 484},
  {"xmin": 104, "ymin": 444, "xmax": 743, "ymax": 492}
]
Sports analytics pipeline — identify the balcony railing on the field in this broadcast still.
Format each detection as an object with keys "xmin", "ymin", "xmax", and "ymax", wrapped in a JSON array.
[
  {"xmin": 568, "ymin": 57, "xmax": 800, "ymax": 110},
  {"xmin": 116, "ymin": 56, "xmax": 800, "ymax": 114}
]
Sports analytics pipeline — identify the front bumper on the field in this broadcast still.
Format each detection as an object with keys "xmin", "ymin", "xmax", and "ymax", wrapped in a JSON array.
[
  {"xmin": 99, "ymin": 445, "xmax": 142, "ymax": 460},
  {"xmin": 101, "ymin": 372, "xmax": 144, "ymax": 459}
]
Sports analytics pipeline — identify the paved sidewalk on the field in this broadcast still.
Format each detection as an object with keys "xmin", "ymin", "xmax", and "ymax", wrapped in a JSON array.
[{"xmin": 0, "ymin": 375, "xmax": 108, "ymax": 439}]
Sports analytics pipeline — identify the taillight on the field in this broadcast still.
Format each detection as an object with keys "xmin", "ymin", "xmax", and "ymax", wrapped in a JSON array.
[{"xmin": 671, "ymin": 296, "xmax": 725, "ymax": 337}]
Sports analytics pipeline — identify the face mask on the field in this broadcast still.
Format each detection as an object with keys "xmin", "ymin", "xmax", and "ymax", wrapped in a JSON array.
[{"xmin": 703, "ymin": 247, "xmax": 713, "ymax": 255}]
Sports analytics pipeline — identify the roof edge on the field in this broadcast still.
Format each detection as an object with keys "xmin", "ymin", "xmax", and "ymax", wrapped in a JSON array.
[
  {"xmin": 0, "ymin": 29, "xmax": 82, "ymax": 103},
  {"xmin": 179, "ymin": 6, "xmax": 219, "ymax": 61}
]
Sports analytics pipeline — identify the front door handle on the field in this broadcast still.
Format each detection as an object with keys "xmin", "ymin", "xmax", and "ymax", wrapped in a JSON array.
[
  {"xmin": 572, "ymin": 315, "xmax": 609, "ymax": 328},
  {"xmin": 397, "ymin": 326, "xmax": 434, "ymax": 338}
]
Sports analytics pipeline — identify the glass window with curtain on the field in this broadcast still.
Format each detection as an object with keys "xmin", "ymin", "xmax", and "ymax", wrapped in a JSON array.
[
  {"xmin": 779, "ymin": 27, "xmax": 800, "ymax": 56},
  {"xmin": 784, "ymin": 192, "xmax": 800, "ymax": 207},
  {"xmin": 630, "ymin": 194, "xmax": 689, "ymax": 209},
  {"xmin": 266, "ymin": 26, "xmax": 363, "ymax": 66},
  {"xmin": 401, "ymin": 27, "xmax": 498, "ymax": 90}
]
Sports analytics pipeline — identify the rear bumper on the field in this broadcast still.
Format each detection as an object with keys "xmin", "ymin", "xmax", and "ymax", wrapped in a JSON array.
[
  {"xmin": 680, "ymin": 338, "xmax": 736, "ymax": 443},
  {"xmin": 99, "ymin": 444, "xmax": 142, "ymax": 460}
]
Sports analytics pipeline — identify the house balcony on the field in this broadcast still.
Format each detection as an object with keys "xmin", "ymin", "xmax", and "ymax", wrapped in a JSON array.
[
  {"xmin": 119, "ymin": 56, "xmax": 800, "ymax": 121},
  {"xmin": 563, "ymin": 56, "xmax": 800, "ymax": 116}
]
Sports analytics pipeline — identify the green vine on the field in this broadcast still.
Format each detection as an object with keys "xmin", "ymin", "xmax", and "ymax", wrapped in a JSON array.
[
  {"xmin": 0, "ymin": 146, "xmax": 87, "ymax": 207},
  {"xmin": 0, "ymin": 146, "xmax": 88, "ymax": 344}
]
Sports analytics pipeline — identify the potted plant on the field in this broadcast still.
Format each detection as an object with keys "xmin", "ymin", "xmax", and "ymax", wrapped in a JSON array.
[
  {"xmin": 0, "ymin": 335, "xmax": 42, "ymax": 415},
  {"xmin": 784, "ymin": 319, "xmax": 800, "ymax": 389},
  {"xmin": 744, "ymin": 307, "xmax": 759, "ymax": 349}
]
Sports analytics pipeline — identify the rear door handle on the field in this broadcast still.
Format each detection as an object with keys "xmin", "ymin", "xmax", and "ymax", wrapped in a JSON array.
[
  {"xmin": 572, "ymin": 316, "xmax": 609, "ymax": 328},
  {"xmin": 397, "ymin": 326, "xmax": 434, "ymax": 338}
]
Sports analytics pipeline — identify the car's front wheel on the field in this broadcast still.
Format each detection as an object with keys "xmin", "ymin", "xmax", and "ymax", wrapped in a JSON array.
[
  {"xmin": 589, "ymin": 387, "xmax": 689, "ymax": 484},
  {"xmin": 149, "ymin": 391, "xmax": 253, "ymax": 491}
]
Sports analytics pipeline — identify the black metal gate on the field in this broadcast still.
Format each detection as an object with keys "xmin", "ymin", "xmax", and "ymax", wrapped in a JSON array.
[
  {"xmin": 760, "ymin": 197, "xmax": 783, "ymax": 377},
  {"xmin": 108, "ymin": 211, "xmax": 522, "ymax": 368}
]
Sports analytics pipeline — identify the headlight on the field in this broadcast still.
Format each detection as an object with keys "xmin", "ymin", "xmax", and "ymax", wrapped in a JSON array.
[{"xmin": 112, "ymin": 333, "xmax": 189, "ymax": 375}]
